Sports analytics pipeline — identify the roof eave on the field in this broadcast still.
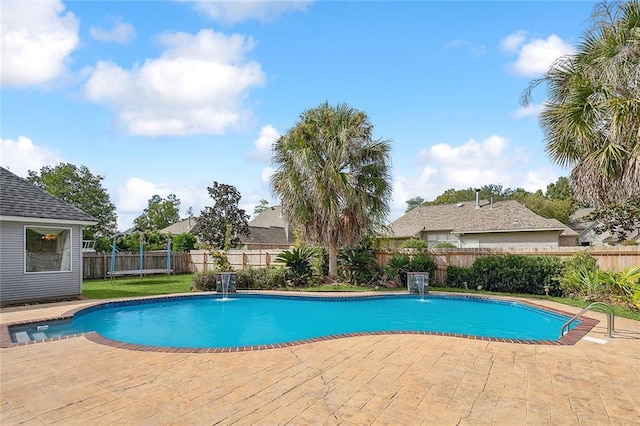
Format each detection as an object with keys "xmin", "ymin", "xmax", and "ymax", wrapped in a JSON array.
[
  {"xmin": 452, "ymin": 228, "xmax": 565, "ymax": 235},
  {"xmin": 0, "ymin": 215, "xmax": 99, "ymax": 226}
]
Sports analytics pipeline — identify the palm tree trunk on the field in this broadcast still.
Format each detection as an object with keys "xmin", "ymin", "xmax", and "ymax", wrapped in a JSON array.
[{"xmin": 328, "ymin": 243, "xmax": 338, "ymax": 279}]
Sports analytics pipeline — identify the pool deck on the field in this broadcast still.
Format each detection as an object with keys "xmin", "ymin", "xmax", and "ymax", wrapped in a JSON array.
[{"xmin": 1, "ymin": 292, "xmax": 639, "ymax": 425}]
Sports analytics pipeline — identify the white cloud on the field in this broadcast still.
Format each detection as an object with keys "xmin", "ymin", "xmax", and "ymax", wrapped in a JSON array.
[
  {"xmin": 0, "ymin": 136, "xmax": 62, "ymax": 176},
  {"xmin": 248, "ymin": 125, "xmax": 280, "ymax": 161},
  {"xmin": 115, "ymin": 177, "xmax": 212, "ymax": 230},
  {"xmin": 390, "ymin": 135, "xmax": 558, "ymax": 222},
  {"xmin": 444, "ymin": 40, "xmax": 486, "ymax": 57},
  {"xmin": 260, "ymin": 166, "xmax": 275, "ymax": 186},
  {"xmin": 188, "ymin": 0, "xmax": 312, "ymax": 25},
  {"xmin": 1, "ymin": 0, "xmax": 79, "ymax": 87},
  {"xmin": 500, "ymin": 30, "xmax": 527, "ymax": 53},
  {"xmin": 512, "ymin": 103, "xmax": 543, "ymax": 119},
  {"xmin": 83, "ymin": 29, "xmax": 266, "ymax": 136},
  {"xmin": 90, "ymin": 20, "xmax": 136, "ymax": 43},
  {"xmin": 503, "ymin": 33, "xmax": 574, "ymax": 76}
]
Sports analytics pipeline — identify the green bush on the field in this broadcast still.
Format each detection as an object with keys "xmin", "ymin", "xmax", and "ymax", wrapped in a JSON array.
[
  {"xmin": 433, "ymin": 241, "xmax": 456, "ymax": 249},
  {"xmin": 445, "ymin": 265, "xmax": 472, "ymax": 288},
  {"xmin": 385, "ymin": 252, "xmax": 436, "ymax": 286},
  {"xmin": 191, "ymin": 270, "xmax": 218, "ymax": 291},
  {"xmin": 236, "ymin": 267, "xmax": 287, "ymax": 290},
  {"xmin": 408, "ymin": 253, "xmax": 436, "ymax": 276},
  {"xmin": 384, "ymin": 253, "xmax": 410, "ymax": 285},
  {"xmin": 399, "ymin": 238, "xmax": 427, "ymax": 250},
  {"xmin": 173, "ymin": 233, "xmax": 197, "ymax": 252},
  {"xmin": 338, "ymin": 246, "xmax": 380, "ymax": 285},
  {"xmin": 211, "ymin": 250, "xmax": 232, "ymax": 272},
  {"xmin": 276, "ymin": 246, "xmax": 316, "ymax": 286},
  {"xmin": 471, "ymin": 254, "xmax": 564, "ymax": 295}
]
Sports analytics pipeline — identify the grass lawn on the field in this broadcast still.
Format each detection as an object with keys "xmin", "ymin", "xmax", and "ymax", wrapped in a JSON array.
[
  {"xmin": 82, "ymin": 275, "xmax": 640, "ymax": 322},
  {"xmin": 82, "ymin": 274, "xmax": 193, "ymax": 299}
]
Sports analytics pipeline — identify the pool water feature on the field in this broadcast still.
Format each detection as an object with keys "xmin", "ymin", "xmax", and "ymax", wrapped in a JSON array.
[{"xmin": 9, "ymin": 294, "xmax": 578, "ymax": 348}]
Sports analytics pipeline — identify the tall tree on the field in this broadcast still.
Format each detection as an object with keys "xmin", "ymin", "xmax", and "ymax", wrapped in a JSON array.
[
  {"xmin": 253, "ymin": 199, "xmax": 269, "ymax": 216},
  {"xmin": 405, "ymin": 196, "xmax": 425, "ymax": 212},
  {"xmin": 522, "ymin": 0, "xmax": 640, "ymax": 206},
  {"xmin": 196, "ymin": 182, "xmax": 250, "ymax": 250},
  {"xmin": 271, "ymin": 102, "xmax": 392, "ymax": 278},
  {"xmin": 545, "ymin": 176, "xmax": 575, "ymax": 201},
  {"xmin": 27, "ymin": 163, "xmax": 117, "ymax": 240},
  {"xmin": 134, "ymin": 194, "xmax": 181, "ymax": 231}
]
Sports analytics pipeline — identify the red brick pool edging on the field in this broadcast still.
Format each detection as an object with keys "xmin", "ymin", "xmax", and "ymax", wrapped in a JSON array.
[{"xmin": 0, "ymin": 293, "xmax": 601, "ymax": 351}]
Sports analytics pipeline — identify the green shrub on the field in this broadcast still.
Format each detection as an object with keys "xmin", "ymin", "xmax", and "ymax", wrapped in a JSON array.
[
  {"xmin": 433, "ymin": 241, "xmax": 456, "ymax": 249},
  {"xmin": 310, "ymin": 246, "xmax": 328, "ymax": 283},
  {"xmin": 191, "ymin": 270, "xmax": 218, "ymax": 291},
  {"xmin": 338, "ymin": 246, "xmax": 380, "ymax": 285},
  {"xmin": 211, "ymin": 250, "xmax": 232, "ymax": 272},
  {"xmin": 384, "ymin": 253, "xmax": 410, "ymax": 285},
  {"xmin": 445, "ymin": 265, "xmax": 472, "ymax": 288},
  {"xmin": 408, "ymin": 253, "xmax": 436, "ymax": 276},
  {"xmin": 276, "ymin": 246, "xmax": 316, "ymax": 286},
  {"xmin": 471, "ymin": 254, "xmax": 564, "ymax": 295},
  {"xmin": 559, "ymin": 250, "xmax": 598, "ymax": 296},
  {"xmin": 399, "ymin": 238, "xmax": 427, "ymax": 250},
  {"xmin": 173, "ymin": 233, "xmax": 197, "ymax": 252},
  {"xmin": 236, "ymin": 267, "xmax": 287, "ymax": 290}
]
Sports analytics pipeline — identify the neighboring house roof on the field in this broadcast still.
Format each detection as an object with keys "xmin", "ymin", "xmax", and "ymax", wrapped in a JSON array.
[
  {"xmin": 568, "ymin": 208, "xmax": 594, "ymax": 231},
  {"xmin": 159, "ymin": 218, "xmax": 199, "ymax": 235},
  {"xmin": 388, "ymin": 200, "xmax": 574, "ymax": 238},
  {"xmin": 239, "ymin": 226, "xmax": 292, "ymax": 246},
  {"xmin": 0, "ymin": 167, "xmax": 98, "ymax": 225},
  {"xmin": 250, "ymin": 206, "xmax": 287, "ymax": 228},
  {"xmin": 243, "ymin": 206, "xmax": 294, "ymax": 246}
]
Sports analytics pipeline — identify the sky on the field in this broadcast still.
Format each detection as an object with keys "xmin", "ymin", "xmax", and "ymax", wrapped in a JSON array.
[{"xmin": 1, "ymin": 0, "xmax": 597, "ymax": 231}]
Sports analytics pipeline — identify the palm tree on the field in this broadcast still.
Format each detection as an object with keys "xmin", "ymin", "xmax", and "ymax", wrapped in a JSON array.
[
  {"xmin": 271, "ymin": 102, "xmax": 392, "ymax": 278},
  {"xmin": 522, "ymin": 0, "xmax": 639, "ymax": 207}
]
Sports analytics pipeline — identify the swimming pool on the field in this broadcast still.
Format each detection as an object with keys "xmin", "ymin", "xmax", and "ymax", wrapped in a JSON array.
[{"xmin": 9, "ymin": 294, "xmax": 579, "ymax": 348}]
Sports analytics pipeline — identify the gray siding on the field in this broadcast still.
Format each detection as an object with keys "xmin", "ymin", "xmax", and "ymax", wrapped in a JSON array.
[
  {"xmin": 0, "ymin": 221, "xmax": 83, "ymax": 304},
  {"xmin": 459, "ymin": 231, "xmax": 560, "ymax": 248}
]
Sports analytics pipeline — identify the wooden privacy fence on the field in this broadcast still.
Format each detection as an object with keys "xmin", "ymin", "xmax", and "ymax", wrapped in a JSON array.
[
  {"xmin": 189, "ymin": 249, "xmax": 285, "ymax": 272},
  {"xmin": 90, "ymin": 247, "xmax": 639, "ymax": 283},
  {"xmin": 376, "ymin": 246, "xmax": 640, "ymax": 285},
  {"xmin": 83, "ymin": 251, "xmax": 190, "ymax": 279}
]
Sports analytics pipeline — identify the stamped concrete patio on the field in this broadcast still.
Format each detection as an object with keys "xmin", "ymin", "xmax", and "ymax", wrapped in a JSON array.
[{"xmin": 1, "ymin": 294, "xmax": 639, "ymax": 425}]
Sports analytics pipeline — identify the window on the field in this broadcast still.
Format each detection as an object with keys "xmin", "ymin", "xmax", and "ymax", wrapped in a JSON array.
[{"xmin": 25, "ymin": 227, "xmax": 72, "ymax": 273}]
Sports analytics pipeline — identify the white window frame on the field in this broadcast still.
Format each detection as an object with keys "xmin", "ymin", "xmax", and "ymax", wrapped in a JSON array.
[{"xmin": 24, "ymin": 225, "xmax": 73, "ymax": 274}]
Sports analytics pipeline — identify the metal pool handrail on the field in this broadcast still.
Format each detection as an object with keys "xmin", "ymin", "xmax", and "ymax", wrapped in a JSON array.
[{"xmin": 560, "ymin": 301, "xmax": 615, "ymax": 338}]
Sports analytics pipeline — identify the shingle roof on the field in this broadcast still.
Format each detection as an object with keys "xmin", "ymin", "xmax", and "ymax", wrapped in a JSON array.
[
  {"xmin": 249, "ymin": 206, "xmax": 287, "ymax": 228},
  {"xmin": 239, "ymin": 226, "xmax": 294, "ymax": 246},
  {"xmin": 0, "ymin": 167, "xmax": 98, "ymax": 224},
  {"xmin": 159, "ymin": 218, "xmax": 200, "ymax": 235},
  {"xmin": 388, "ymin": 200, "xmax": 572, "ymax": 238}
]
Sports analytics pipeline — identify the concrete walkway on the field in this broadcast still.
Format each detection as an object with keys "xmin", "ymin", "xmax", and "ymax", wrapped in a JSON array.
[{"xmin": 1, "ymin": 295, "xmax": 639, "ymax": 425}]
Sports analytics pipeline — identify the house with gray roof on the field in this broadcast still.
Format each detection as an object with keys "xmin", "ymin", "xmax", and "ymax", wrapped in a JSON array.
[
  {"xmin": 159, "ymin": 206, "xmax": 294, "ymax": 250},
  {"xmin": 0, "ymin": 167, "xmax": 98, "ymax": 305},
  {"xmin": 240, "ymin": 206, "xmax": 294, "ymax": 249},
  {"xmin": 383, "ymin": 199, "xmax": 578, "ymax": 249}
]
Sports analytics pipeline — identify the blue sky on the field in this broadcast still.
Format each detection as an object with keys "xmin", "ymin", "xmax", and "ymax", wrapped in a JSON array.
[{"xmin": 1, "ymin": 0, "xmax": 596, "ymax": 230}]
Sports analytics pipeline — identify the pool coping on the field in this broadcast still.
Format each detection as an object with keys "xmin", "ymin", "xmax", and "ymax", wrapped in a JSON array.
[{"xmin": 0, "ymin": 291, "xmax": 599, "ymax": 350}]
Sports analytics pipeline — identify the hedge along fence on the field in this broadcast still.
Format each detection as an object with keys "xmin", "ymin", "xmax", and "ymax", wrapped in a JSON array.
[
  {"xmin": 83, "ymin": 251, "xmax": 190, "ymax": 279},
  {"xmin": 375, "ymin": 246, "xmax": 640, "ymax": 286}
]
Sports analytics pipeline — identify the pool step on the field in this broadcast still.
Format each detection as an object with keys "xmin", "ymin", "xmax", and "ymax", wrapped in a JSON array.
[{"xmin": 14, "ymin": 331, "xmax": 31, "ymax": 343}]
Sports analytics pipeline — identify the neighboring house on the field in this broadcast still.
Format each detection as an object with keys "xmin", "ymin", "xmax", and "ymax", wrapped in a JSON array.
[
  {"xmin": 160, "ymin": 206, "xmax": 294, "ymax": 250},
  {"xmin": 382, "ymin": 199, "xmax": 578, "ymax": 249},
  {"xmin": 569, "ymin": 208, "xmax": 640, "ymax": 246},
  {"xmin": 0, "ymin": 167, "xmax": 98, "ymax": 305},
  {"xmin": 240, "ymin": 206, "xmax": 294, "ymax": 250},
  {"xmin": 160, "ymin": 217, "xmax": 199, "ymax": 236}
]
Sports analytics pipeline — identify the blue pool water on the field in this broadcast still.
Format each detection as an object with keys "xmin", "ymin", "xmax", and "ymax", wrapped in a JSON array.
[{"xmin": 11, "ymin": 294, "xmax": 574, "ymax": 347}]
